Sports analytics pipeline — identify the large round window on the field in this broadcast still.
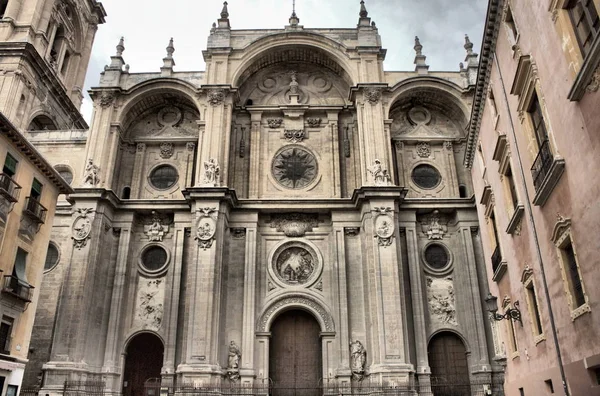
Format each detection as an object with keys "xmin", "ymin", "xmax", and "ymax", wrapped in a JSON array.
[
  {"xmin": 424, "ymin": 244, "xmax": 449, "ymax": 269},
  {"xmin": 44, "ymin": 243, "xmax": 60, "ymax": 271},
  {"xmin": 272, "ymin": 147, "xmax": 318, "ymax": 189},
  {"xmin": 149, "ymin": 165, "xmax": 178, "ymax": 190},
  {"xmin": 141, "ymin": 245, "xmax": 168, "ymax": 272},
  {"xmin": 411, "ymin": 164, "xmax": 441, "ymax": 189}
]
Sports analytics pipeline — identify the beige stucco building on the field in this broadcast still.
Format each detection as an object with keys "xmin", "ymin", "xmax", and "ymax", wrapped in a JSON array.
[
  {"xmin": 0, "ymin": 1, "xmax": 515, "ymax": 395},
  {"xmin": 467, "ymin": 0, "xmax": 600, "ymax": 395},
  {"xmin": 0, "ymin": 112, "xmax": 72, "ymax": 395}
]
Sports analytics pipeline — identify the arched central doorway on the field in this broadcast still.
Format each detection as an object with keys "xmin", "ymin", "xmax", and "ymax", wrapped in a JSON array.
[
  {"xmin": 270, "ymin": 310, "xmax": 322, "ymax": 392},
  {"xmin": 123, "ymin": 333, "xmax": 164, "ymax": 396},
  {"xmin": 428, "ymin": 332, "xmax": 471, "ymax": 396}
]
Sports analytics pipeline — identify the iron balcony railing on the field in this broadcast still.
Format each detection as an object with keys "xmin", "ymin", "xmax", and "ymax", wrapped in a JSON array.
[
  {"xmin": 491, "ymin": 245, "xmax": 502, "ymax": 274},
  {"xmin": 531, "ymin": 140, "xmax": 554, "ymax": 191},
  {"xmin": 2, "ymin": 275, "xmax": 34, "ymax": 302},
  {"xmin": 24, "ymin": 196, "xmax": 47, "ymax": 224},
  {"xmin": 0, "ymin": 173, "xmax": 21, "ymax": 203}
]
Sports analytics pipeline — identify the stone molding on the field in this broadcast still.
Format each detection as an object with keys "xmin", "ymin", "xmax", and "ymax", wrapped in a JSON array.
[{"xmin": 257, "ymin": 294, "xmax": 334, "ymax": 332}]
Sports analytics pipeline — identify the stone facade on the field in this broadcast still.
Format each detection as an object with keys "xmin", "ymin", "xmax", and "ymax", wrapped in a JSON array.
[
  {"xmin": 17, "ymin": 2, "xmax": 502, "ymax": 394},
  {"xmin": 467, "ymin": 0, "xmax": 600, "ymax": 395}
]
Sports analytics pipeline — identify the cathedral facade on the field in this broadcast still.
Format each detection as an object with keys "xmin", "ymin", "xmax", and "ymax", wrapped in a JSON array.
[{"xmin": 16, "ymin": 1, "xmax": 504, "ymax": 394}]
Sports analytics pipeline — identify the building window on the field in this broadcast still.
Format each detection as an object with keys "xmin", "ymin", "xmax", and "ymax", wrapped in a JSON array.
[
  {"xmin": 149, "ymin": 165, "xmax": 178, "ymax": 190},
  {"xmin": 30, "ymin": 178, "xmax": 43, "ymax": 201},
  {"xmin": 552, "ymin": 216, "xmax": 590, "ymax": 320},
  {"xmin": 3, "ymin": 153, "xmax": 17, "ymax": 177},
  {"xmin": 424, "ymin": 244, "xmax": 450, "ymax": 270},
  {"xmin": 138, "ymin": 244, "xmax": 170, "ymax": 275},
  {"xmin": 522, "ymin": 267, "xmax": 545, "ymax": 343},
  {"xmin": 544, "ymin": 379, "xmax": 554, "ymax": 393},
  {"xmin": 122, "ymin": 186, "xmax": 131, "ymax": 199},
  {"xmin": 0, "ymin": 0, "xmax": 8, "ymax": 19},
  {"xmin": 504, "ymin": 3, "xmax": 519, "ymax": 44},
  {"xmin": 561, "ymin": 238, "xmax": 585, "ymax": 308},
  {"xmin": 489, "ymin": 210, "xmax": 504, "ymax": 277},
  {"xmin": 411, "ymin": 164, "xmax": 441, "ymax": 189},
  {"xmin": 567, "ymin": 0, "xmax": 600, "ymax": 57},
  {"xmin": 0, "ymin": 316, "xmax": 13, "ymax": 354},
  {"xmin": 519, "ymin": 388, "xmax": 525, "ymax": 396},
  {"xmin": 44, "ymin": 243, "xmax": 60, "ymax": 272},
  {"xmin": 528, "ymin": 93, "xmax": 549, "ymax": 149},
  {"xmin": 505, "ymin": 164, "xmax": 519, "ymax": 211},
  {"xmin": 61, "ymin": 51, "xmax": 71, "ymax": 76}
]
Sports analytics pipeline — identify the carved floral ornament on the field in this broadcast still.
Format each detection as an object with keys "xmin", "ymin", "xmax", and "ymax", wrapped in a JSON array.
[
  {"xmin": 267, "ymin": 119, "xmax": 283, "ymax": 128},
  {"xmin": 284, "ymin": 129, "xmax": 306, "ymax": 143},
  {"xmin": 416, "ymin": 142, "xmax": 431, "ymax": 158},
  {"xmin": 72, "ymin": 208, "xmax": 95, "ymax": 249},
  {"xmin": 195, "ymin": 207, "xmax": 218, "ymax": 250},
  {"xmin": 98, "ymin": 93, "xmax": 116, "ymax": 108},
  {"xmin": 159, "ymin": 142, "xmax": 174, "ymax": 159}
]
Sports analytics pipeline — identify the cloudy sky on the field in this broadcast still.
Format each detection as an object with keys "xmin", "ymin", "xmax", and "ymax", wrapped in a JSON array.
[{"xmin": 81, "ymin": 0, "xmax": 488, "ymax": 122}]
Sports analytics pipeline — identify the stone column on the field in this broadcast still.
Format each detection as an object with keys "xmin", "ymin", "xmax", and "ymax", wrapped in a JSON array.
[
  {"xmin": 240, "ymin": 219, "xmax": 258, "ymax": 384},
  {"xmin": 195, "ymin": 88, "xmax": 232, "ymax": 187},
  {"xmin": 401, "ymin": 215, "xmax": 432, "ymax": 391},
  {"xmin": 101, "ymin": 217, "xmax": 133, "ymax": 393},
  {"xmin": 248, "ymin": 111, "xmax": 262, "ymax": 198},
  {"xmin": 130, "ymin": 143, "xmax": 146, "ymax": 198},
  {"xmin": 255, "ymin": 332, "xmax": 270, "ymax": 387},
  {"xmin": 162, "ymin": 222, "xmax": 187, "ymax": 380},
  {"xmin": 3, "ymin": 0, "xmax": 22, "ymax": 21},
  {"xmin": 327, "ymin": 111, "xmax": 342, "ymax": 198},
  {"xmin": 354, "ymin": 85, "xmax": 392, "ymax": 187},
  {"xmin": 361, "ymin": 197, "xmax": 410, "ymax": 383},
  {"xmin": 330, "ymin": 223, "xmax": 351, "ymax": 384},
  {"xmin": 321, "ymin": 332, "xmax": 336, "ymax": 386},
  {"xmin": 179, "ymin": 199, "xmax": 229, "ymax": 382}
]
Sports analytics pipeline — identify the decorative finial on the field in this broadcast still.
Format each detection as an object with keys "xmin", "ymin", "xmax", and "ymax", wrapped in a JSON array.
[
  {"xmin": 292, "ymin": 0, "xmax": 297, "ymax": 17},
  {"xmin": 116, "ymin": 36, "xmax": 125, "ymax": 57},
  {"xmin": 359, "ymin": 0, "xmax": 368, "ymax": 18},
  {"xmin": 289, "ymin": 0, "xmax": 300, "ymax": 26},
  {"xmin": 221, "ymin": 1, "xmax": 229, "ymax": 19},
  {"xmin": 166, "ymin": 37, "xmax": 175, "ymax": 58},
  {"xmin": 464, "ymin": 34, "xmax": 474, "ymax": 55},
  {"xmin": 414, "ymin": 36, "xmax": 422, "ymax": 56}
]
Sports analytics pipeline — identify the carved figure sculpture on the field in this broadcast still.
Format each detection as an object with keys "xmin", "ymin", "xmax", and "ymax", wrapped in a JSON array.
[
  {"xmin": 202, "ymin": 158, "xmax": 220, "ymax": 186},
  {"xmin": 367, "ymin": 159, "xmax": 391, "ymax": 186},
  {"xmin": 83, "ymin": 159, "xmax": 100, "ymax": 186},
  {"xmin": 145, "ymin": 211, "xmax": 169, "ymax": 242},
  {"xmin": 349, "ymin": 340, "xmax": 367, "ymax": 381},
  {"xmin": 289, "ymin": 70, "xmax": 299, "ymax": 95},
  {"xmin": 227, "ymin": 341, "xmax": 241, "ymax": 382}
]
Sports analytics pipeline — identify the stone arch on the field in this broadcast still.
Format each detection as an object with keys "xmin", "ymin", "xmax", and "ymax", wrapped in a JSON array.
[
  {"xmin": 122, "ymin": 330, "xmax": 165, "ymax": 354},
  {"xmin": 257, "ymin": 294, "xmax": 335, "ymax": 333},
  {"xmin": 428, "ymin": 328, "xmax": 471, "ymax": 354},
  {"xmin": 387, "ymin": 77, "xmax": 471, "ymax": 127},
  {"xmin": 27, "ymin": 113, "xmax": 58, "ymax": 131},
  {"xmin": 115, "ymin": 80, "xmax": 201, "ymax": 134},
  {"xmin": 231, "ymin": 32, "xmax": 356, "ymax": 88}
]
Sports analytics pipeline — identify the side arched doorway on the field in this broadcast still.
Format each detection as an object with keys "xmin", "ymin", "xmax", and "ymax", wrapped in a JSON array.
[
  {"xmin": 269, "ymin": 310, "xmax": 322, "ymax": 392},
  {"xmin": 428, "ymin": 332, "xmax": 471, "ymax": 395},
  {"xmin": 123, "ymin": 333, "xmax": 164, "ymax": 396}
]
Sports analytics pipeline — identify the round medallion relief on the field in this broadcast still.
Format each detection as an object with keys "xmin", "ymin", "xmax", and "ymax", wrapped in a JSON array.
[
  {"xmin": 272, "ymin": 146, "xmax": 318, "ymax": 189},
  {"xmin": 270, "ymin": 242, "xmax": 322, "ymax": 287}
]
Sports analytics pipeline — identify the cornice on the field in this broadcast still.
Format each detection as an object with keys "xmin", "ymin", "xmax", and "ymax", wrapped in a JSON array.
[
  {"xmin": 464, "ymin": 0, "xmax": 504, "ymax": 169},
  {"xmin": 0, "ymin": 112, "xmax": 73, "ymax": 194}
]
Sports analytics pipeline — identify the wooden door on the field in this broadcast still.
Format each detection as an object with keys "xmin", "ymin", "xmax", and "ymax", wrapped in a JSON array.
[
  {"xmin": 270, "ymin": 310, "xmax": 322, "ymax": 393},
  {"xmin": 122, "ymin": 333, "xmax": 164, "ymax": 396},
  {"xmin": 428, "ymin": 332, "xmax": 471, "ymax": 396}
]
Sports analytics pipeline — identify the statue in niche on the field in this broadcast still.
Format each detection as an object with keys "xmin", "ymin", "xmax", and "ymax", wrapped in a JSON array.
[
  {"xmin": 367, "ymin": 159, "xmax": 391, "ymax": 186},
  {"xmin": 202, "ymin": 158, "xmax": 220, "ymax": 186},
  {"xmin": 289, "ymin": 70, "xmax": 299, "ymax": 95},
  {"xmin": 349, "ymin": 340, "xmax": 367, "ymax": 381},
  {"xmin": 227, "ymin": 341, "xmax": 241, "ymax": 382},
  {"xmin": 83, "ymin": 159, "xmax": 100, "ymax": 186}
]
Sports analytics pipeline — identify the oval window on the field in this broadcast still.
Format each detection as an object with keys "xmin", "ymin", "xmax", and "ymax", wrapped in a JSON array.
[
  {"xmin": 141, "ymin": 246, "xmax": 168, "ymax": 272},
  {"xmin": 424, "ymin": 244, "xmax": 449, "ymax": 270},
  {"xmin": 149, "ymin": 165, "xmax": 178, "ymax": 190},
  {"xmin": 411, "ymin": 164, "xmax": 441, "ymax": 189}
]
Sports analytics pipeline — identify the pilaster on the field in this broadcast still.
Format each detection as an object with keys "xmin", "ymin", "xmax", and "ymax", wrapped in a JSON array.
[{"xmin": 240, "ymin": 219, "xmax": 258, "ymax": 384}]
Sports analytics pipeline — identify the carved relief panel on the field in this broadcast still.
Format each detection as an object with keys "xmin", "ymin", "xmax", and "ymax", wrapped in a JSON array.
[
  {"xmin": 133, "ymin": 278, "xmax": 165, "ymax": 331},
  {"xmin": 426, "ymin": 276, "xmax": 458, "ymax": 327}
]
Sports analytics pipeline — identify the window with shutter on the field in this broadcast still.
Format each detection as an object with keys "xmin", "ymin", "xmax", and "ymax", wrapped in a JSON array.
[
  {"xmin": 2, "ymin": 154, "xmax": 17, "ymax": 177},
  {"xmin": 563, "ymin": 240, "xmax": 586, "ymax": 307},
  {"xmin": 567, "ymin": 0, "xmax": 600, "ymax": 57}
]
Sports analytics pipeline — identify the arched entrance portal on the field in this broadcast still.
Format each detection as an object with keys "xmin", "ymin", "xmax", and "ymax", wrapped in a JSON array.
[
  {"xmin": 270, "ymin": 310, "xmax": 322, "ymax": 392},
  {"xmin": 428, "ymin": 332, "xmax": 471, "ymax": 395},
  {"xmin": 123, "ymin": 333, "xmax": 164, "ymax": 396}
]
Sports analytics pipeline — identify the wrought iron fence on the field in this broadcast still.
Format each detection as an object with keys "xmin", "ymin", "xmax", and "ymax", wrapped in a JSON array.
[
  {"xmin": 156, "ymin": 377, "xmax": 503, "ymax": 396},
  {"xmin": 20, "ymin": 387, "xmax": 41, "ymax": 396},
  {"xmin": 63, "ymin": 380, "xmax": 105, "ymax": 396}
]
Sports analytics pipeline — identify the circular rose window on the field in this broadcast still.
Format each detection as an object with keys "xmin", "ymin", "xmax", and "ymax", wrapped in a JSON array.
[
  {"xmin": 149, "ymin": 165, "xmax": 178, "ymax": 190},
  {"xmin": 272, "ymin": 146, "xmax": 318, "ymax": 189},
  {"xmin": 141, "ymin": 245, "xmax": 169, "ymax": 272},
  {"xmin": 411, "ymin": 164, "xmax": 441, "ymax": 189},
  {"xmin": 424, "ymin": 244, "xmax": 450, "ymax": 270}
]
